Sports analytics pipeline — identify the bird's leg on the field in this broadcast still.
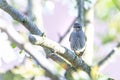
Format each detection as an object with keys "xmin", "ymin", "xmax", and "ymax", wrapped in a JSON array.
[{"xmin": 73, "ymin": 50, "xmax": 78, "ymax": 62}]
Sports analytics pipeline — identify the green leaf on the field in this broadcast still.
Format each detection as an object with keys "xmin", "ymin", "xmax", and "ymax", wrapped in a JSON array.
[
  {"xmin": 11, "ymin": 43, "xmax": 16, "ymax": 48},
  {"xmin": 19, "ymin": 50, "xmax": 23, "ymax": 54}
]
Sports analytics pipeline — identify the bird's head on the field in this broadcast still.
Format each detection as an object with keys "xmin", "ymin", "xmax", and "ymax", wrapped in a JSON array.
[{"xmin": 73, "ymin": 23, "xmax": 82, "ymax": 31}]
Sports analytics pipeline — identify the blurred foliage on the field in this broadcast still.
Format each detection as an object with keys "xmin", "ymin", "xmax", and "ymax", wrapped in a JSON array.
[
  {"xmin": 12, "ymin": 59, "xmax": 44, "ymax": 78},
  {"xmin": 0, "ymin": 59, "xmax": 44, "ymax": 80},
  {"xmin": 2, "ymin": 71, "xmax": 24, "ymax": 80},
  {"xmin": 95, "ymin": 0, "xmax": 120, "ymax": 44},
  {"xmin": 109, "ymin": 12, "xmax": 120, "ymax": 33},
  {"xmin": 90, "ymin": 66, "xmax": 112, "ymax": 80},
  {"xmin": 102, "ymin": 33, "xmax": 115, "ymax": 44},
  {"xmin": 112, "ymin": 0, "xmax": 120, "ymax": 10},
  {"xmin": 95, "ymin": 0, "xmax": 118, "ymax": 20}
]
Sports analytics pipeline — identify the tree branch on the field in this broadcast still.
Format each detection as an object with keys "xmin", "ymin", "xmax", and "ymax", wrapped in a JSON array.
[
  {"xmin": 29, "ymin": 34, "xmax": 115, "ymax": 79},
  {"xmin": 48, "ymin": 53, "xmax": 71, "ymax": 69},
  {"xmin": 29, "ymin": 34, "xmax": 91, "ymax": 74},
  {"xmin": 77, "ymin": 0, "xmax": 84, "ymax": 26},
  {"xmin": 0, "ymin": 0, "xmax": 42, "ymax": 35}
]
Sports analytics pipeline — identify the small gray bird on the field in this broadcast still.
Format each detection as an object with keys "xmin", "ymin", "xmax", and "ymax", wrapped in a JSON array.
[{"xmin": 69, "ymin": 23, "xmax": 86, "ymax": 57}]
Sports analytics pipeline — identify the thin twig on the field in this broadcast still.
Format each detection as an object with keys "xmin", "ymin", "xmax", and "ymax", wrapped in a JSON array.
[
  {"xmin": 27, "ymin": 0, "xmax": 34, "ymax": 21},
  {"xmin": 58, "ymin": 17, "xmax": 78, "ymax": 43},
  {"xmin": 98, "ymin": 43, "xmax": 120, "ymax": 67}
]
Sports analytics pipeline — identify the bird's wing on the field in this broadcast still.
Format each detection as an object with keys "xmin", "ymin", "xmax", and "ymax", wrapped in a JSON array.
[
  {"xmin": 69, "ymin": 32, "xmax": 77, "ymax": 49},
  {"xmin": 69, "ymin": 33, "xmax": 71, "ymax": 41},
  {"xmin": 77, "ymin": 31, "xmax": 86, "ymax": 48}
]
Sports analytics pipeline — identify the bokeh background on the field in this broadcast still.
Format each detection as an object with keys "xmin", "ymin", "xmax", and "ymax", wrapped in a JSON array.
[{"xmin": 0, "ymin": 0, "xmax": 120, "ymax": 80}]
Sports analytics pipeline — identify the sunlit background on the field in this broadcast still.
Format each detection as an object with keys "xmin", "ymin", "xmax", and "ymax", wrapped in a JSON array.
[{"xmin": 0, "ymin": 0, "xmax": 120, "ymax": 80}]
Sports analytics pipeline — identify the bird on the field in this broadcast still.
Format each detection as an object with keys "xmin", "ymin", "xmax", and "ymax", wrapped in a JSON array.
[{"xmin": 69, "ymin": 23, "xmax": 86, "ymax": 57}]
